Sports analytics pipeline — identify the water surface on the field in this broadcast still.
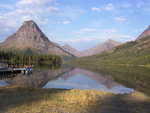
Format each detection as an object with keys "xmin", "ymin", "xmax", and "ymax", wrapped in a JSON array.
[{"xmin": 0, "ymin": 67, "xmax": 133, "ymax": 94}]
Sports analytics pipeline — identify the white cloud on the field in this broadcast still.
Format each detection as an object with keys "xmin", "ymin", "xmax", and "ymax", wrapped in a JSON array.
[
  {"xmin": 62, "ymin": 33, "xmax": 132, "ymax": 43},
  {"xmin": 91, "ymin": 7, "xmax": 101, "ymax": 12},
  {"xmin": 57, "ymin": 20, "xmax": 71, "ymax": 25},
  {"xmin": 80, "ymin": 28, "xmax": 97, "ymax": 32},
  {"xmin": 62, "ymin": 20, "xmax": 71, "ymax": 24},
  {"xmin": 102, "ymin": 28, "xmax": 117, "ymax": 33},
  {"xmin": 18, "ymin": 0, "xmax": 55, "ymax": 5},
  {"xmin": 76, "ymin": 28, "xmax": 97, "ymax": 34},
  {"xmin": 47, "ymin": 6, "xmax": 59, "ymax": 12},
  {"xmin": 75, "ymin": 28, "xmax": 117, "ymax": 35},
  {"xmin": 114, "ymin": 17, "xmax": 127, "ymax": 22},
  {"xmin": 63, "ymin": 37, "xmax": 100, "ymax": 43},
  {"xmin": 0, "ymin": 0, "xmax": 59, "ymax": 40},
  {"xmin": 0, "ymin": 0, "xmax": 86, "ymax": 42},
  {"xmin": 109, "ymin": 34, "xmax": 131, "ymax": 39},
  {"xmin": 62, "ymin": 28, "xmax": 131, "ymax": 43},
  {"xmin": 18, "ymin": 0, "xmax": 34, "ymax": 5},
  {"xmin": 91, "ymin": 3, "xmax": 115, "ymax": 12},
  {"xmin": 104, "ymin": 3, "xmax": 115, "ymax": 11},
  {"xmin": 0, "ymin": 4, "xmax": 13, "ymax": 9}
]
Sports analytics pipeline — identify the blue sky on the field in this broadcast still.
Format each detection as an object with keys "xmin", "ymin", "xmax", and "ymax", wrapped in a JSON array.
[{"xmin": 0, "ymin": 0, "xmax": 150, "ymax": 50}]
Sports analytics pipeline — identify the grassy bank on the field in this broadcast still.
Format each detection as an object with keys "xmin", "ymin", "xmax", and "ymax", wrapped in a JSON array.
[{"xmin": 0, "ymin": 87, "xmax": 150, "ymax": 113}]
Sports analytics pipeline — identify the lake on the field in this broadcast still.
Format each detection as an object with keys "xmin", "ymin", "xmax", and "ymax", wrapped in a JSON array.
[{"xmin": 0, "ymin": 66, "xmax": 134, "ymax": 94}]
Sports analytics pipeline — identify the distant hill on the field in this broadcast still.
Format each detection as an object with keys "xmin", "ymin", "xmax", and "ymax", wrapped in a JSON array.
[
  {"xmin": 80, "ymin": 39, "xmax": 121, "ymax": 57},
  {"xmin": 72, "ymin": 25, "xmax": 150, "ymax": 66},
  {"xmin": 61, "ymin": 40, "xmax": 121, "ymax": 57},
  {"xmin": 0, "ymin": 20, "xmax": 74, "ymax": 56}
]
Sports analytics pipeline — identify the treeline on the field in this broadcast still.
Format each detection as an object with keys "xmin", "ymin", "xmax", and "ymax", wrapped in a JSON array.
[{"xmin": 0, "ymin": 48, "xmax": 62, "ymax": 67}]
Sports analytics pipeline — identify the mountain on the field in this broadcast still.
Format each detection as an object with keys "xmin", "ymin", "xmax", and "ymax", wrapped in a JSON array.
[
  {"xmin": 61, "ymin": 39, "xmax": 121, "ymax": 57},
  {"xmin": 80, "ymin": 39, "xmax": 121, "ymax": 57},
  {"xmin": 0, "ymin": 20, "xmax": 74, "ymax": 56},
  {"xmin": 62, "ymin": 44, "xmax": 81, "ymax": 57},
  {"xmin": 73, "ymin": 25, "xmax": 150, "ymax": 66},
  {"xmin": 137, "ymin": 25, "xmax": 150, "ymax": 40}
]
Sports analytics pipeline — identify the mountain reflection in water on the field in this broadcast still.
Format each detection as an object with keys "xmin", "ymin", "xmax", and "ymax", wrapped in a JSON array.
[
  {"xmin": 44, "ymin": 68, "xmax": 133, "ymax": 94},
  {"xmin": 0, "ymin": 67, "xmax": 133, "ymax": 94}
]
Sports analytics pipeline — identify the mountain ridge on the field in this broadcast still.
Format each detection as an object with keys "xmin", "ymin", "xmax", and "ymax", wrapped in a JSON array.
[
  {"xmin": 62, "ymin": 44, "xmax": 81, "ymax": 57},
  {"xmin": 61, "ymin": 39, "xmax": 121, "ymax": 57},
  {"xmin": 80, "ymin": 39, "xmax": 121, "ymax": 57},
  {"xmin": 137, "ymin": 25, "xmax": 150, "ymax": 40}
]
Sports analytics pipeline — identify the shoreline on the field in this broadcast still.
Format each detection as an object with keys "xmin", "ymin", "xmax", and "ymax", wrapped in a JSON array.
[{"xmin": 0, "ymin": 87, "xmax": 149, "ymax": 113}]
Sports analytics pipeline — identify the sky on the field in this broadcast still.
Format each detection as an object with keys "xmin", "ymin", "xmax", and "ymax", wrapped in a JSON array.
[{"xmin": 0, "ymin": 0, "xmax": 150, "ymax": 51}]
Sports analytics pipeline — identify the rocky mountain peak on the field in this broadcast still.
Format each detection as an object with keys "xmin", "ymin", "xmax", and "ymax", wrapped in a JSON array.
[
  {"xmin": 0, "ymin": 20, "xmax": 73, "ymax": 56},
  {"xmin": 17, "ymin": 20, "xmax": 49, "ymax": 41},
  {"xmin": 20, "ymin": 20, "xmax": 40, "ymax": 32},
  {"xmin": 23, "ymin": 20, "xmax": 36, "ymax": 25}
]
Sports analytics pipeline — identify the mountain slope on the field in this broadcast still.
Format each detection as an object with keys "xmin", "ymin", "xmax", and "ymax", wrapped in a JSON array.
[
  {"xmin": 62, "ymin": 44, "xmax": 81, "ymax": 57},
  {"xmin": 72, "ymin": 25, "xmax": 150, "ymax": 66},
  {"xmin": 80, "ymin": 39, "xmax": 121, "ymax": 57},
  {"xmin": 0, "ymin": 20, "xmax": 74, "ymax": 56},
  {"xmin": 137, "ymin": 25, "xmax": 150, "ymax": 40}
]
